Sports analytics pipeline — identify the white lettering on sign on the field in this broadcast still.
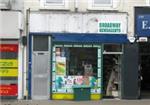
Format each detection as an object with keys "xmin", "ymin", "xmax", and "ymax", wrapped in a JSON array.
[{"xmin": 142, "ymin": 21, "xmax": 150, "ymax": 30}]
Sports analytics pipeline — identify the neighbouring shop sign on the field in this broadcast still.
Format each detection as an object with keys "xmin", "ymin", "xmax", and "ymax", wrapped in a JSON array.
[
  {"xmin": 0, "ymin": 44, "xmax": 18, "ymax": 52},
  {"xmin": 0, "ymin": 59, "xmax": 18, "ymax": 67},
  {"xmin": 136, "ymin": 15, "xmax": 150, "ymax": 36},
  {"xmin": 0, "ymin": 85, "xmax": 18, "ymax": 96},
  {"xmin": 0, "ymin": 69, "xmax": 18, "ymax": 77}
]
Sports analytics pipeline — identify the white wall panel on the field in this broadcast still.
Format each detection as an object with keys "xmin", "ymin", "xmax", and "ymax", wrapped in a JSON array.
[
  {"xmin": 30, "ymin": 12, "xmax": 127, "ymax": 34},
  {"xmin": 0, "ymin": 11, "xmax": 22, "ymax": 39}
]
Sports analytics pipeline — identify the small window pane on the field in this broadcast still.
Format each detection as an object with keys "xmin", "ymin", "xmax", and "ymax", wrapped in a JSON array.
[
  {"xmin": 104, "ymin": 44, "xmax": 122, "ymax": 52},
  {"xmin": 94, "ymin": 0, "xmax": 111, "ymax": 4},
  {"xmin": 46, "ymin": 0, "xmax": 63, "ymax": 4},
  {"xmin": 33, "ymin": 36, "xmax": 48, "ymax": 51}
]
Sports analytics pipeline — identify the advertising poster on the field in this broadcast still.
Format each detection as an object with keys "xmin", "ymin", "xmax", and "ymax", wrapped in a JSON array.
[
  {"xmin": 0, "ymin": 69, "xmax": 18, "ymax": 77},
  {"xmin": 74, "ymin": 76, "xmax": 83, "ymax": 85},
  {"xmin": 90, "ymin": 77, "xmax": 101, "ymax": 94},
  {"xmin": 54, "ymin": 76, "xmax": 74, "ymax": 93},
  {"xmin": 0, "ymin": 59, "xmax": 18, "ymax": 68},
  {"xmin": 89, "ymin": 76, "xmax": 97, "ymax": 88},
  {"xmin": 56, "ymin": 57, "xmax": 66, "ymax": 76},
  {"xmin": 55, "ymin": 76, "xmax": 64, "ymax": 89},
  {"xmin": 65, "ymin": 76, "xmax": 74, "ymax": 88},
  {"xmin": 83, "ymin": 76, "xmax": 90, "ymax": 85},
  {"xmin": 0, "ymin": 85, "xmax": 18, "ymax": 96},
  {"xmin": 91, "ymin": 88, "xmax": 101, "ymax": 93},
  {"xmin": 0, "ymin": 44, "xmax": 18, "ymax": 52}
]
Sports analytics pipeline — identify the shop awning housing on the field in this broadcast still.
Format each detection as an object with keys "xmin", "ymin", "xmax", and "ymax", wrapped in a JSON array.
[{"xmin": 29, "ymin": 33, "xmax": 129, "ymax": 44}]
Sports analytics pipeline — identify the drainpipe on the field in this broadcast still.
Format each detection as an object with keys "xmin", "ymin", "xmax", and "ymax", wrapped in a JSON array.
[
  {"xmin": 25, "ymin": 8, "xmax": 30, "ymax": 100},
  {"xmin": 75, "ymin": 0, "xmax": 78, "ymax": 11}
]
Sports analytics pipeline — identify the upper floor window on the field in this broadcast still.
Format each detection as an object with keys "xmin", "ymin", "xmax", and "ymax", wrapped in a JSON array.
[
  {"xmin": 94, "ymin": 0, "xmax": 112, "ymax": 5},
  {"xmin": 40, "ymin": 0, "xmax": 69, "ymax": 9},
  {"xmin": 45, "ymin": 0, "xmax": 64, "ymax": 5},
  {"xmin": 88, "ymin": 0, "xmax": 118, "ymax": 10}
]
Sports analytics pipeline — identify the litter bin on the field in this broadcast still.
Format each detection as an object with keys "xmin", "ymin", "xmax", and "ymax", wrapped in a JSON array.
[{"xmin": 73, "ymin": 85, "xmax": 91, "ymax": 101}]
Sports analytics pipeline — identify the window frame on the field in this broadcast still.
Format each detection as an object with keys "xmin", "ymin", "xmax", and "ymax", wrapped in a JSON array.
[
  {"xmin": 87, "ymin": 0, "xmax": 120, "ymax": 10},
  {"xmin": 40, "ymin": 0, "xmax": 69, "ymax": 10},
  {"xmin": 52, "ymin": 44, "xmax": 102, "ymax": 94},
  {"xmin": 89, "ymin": 0, "xmax": 113, "ymax": 7}
]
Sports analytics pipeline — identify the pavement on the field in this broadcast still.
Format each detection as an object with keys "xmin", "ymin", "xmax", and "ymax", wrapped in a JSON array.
[{"xmin": 1, "ymin": 99, "xmax": 150, "ymax": 105}]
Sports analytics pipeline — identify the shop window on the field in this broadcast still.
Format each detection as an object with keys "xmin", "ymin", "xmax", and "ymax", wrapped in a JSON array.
[
  {"xmin": 52, "ymin": 45, "xmax": 102, "ymax": 94},
  {"xmin": 33, "ymin": 36, "xmax": 49, "ymax": 51},
  {"xmin": 40, "ymin": 0, "xmax": 69, "ymax": 9},
  {"xmin": 55, "ymin": 47, "xmax": 97, "ymax": 77}
]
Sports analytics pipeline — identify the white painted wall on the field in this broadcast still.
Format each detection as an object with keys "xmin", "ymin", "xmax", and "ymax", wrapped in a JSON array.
[
  {"xmin": 30, "ymin": 12, "xmax": 127, "ymax": 34},
  {"xmin": 0, "ymin": 11, "xmax": 23, "ymax": 39},
  {"xmin": 24, "ymin": 0, "xmax": 148, "ymax": 36}
]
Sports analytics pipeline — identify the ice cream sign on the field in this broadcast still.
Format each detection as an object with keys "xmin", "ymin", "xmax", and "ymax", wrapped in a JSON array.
[{"xmin": 98, "ymin": 14, "xmax": 127, "ymax": 34}]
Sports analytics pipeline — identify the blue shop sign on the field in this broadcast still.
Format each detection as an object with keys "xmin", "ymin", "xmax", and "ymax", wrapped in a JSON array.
[{"xmin": 136, "ymin": 15, "xmax": 150, "ymax": 37}]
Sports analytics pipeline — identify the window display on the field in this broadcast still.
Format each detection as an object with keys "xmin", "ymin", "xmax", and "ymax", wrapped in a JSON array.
[{"xmin": 52, "ymin": 44, "xmax": 102, "ymax": 94}]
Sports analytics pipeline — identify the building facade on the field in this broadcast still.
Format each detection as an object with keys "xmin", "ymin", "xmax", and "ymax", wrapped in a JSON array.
[{"xmin": 1, "ymin": 0, "xmax": 150, "ymax": 100}]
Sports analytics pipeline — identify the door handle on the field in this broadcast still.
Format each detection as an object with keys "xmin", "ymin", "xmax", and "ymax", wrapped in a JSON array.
[{"xmin": 38, "ymin": 53, "xmax": 44, "ymax": 55}]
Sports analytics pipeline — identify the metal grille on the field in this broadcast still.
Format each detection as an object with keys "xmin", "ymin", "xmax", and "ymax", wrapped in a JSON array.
[
  {"xmin": 33, "ymin": 54, "xmax": 49, "ymax": 74},
  {"xmin": 33, "ymin": 77, "xmax": 48, "ymax": 96},
  {"xmin": 32, "ymin": 53, "xmax": 49, "ymax": 99}
]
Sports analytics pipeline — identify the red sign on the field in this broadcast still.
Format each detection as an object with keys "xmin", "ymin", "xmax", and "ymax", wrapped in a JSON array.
[
  {"xmin": 0, "ymin": 44, "xmax": 18, "ymax": 52},
  {"xmin": 0, "ymin": 85, "xmax": 18, "ymax": 96}
]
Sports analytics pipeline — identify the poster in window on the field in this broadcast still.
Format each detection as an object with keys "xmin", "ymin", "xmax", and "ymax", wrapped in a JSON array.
[
  {"xmin": 89, "ymin": 76, "xmax": 97, "ymax": 88},
  {"xmin": 55, "ymin": 76, "xmax": 66, "ymax": 93},
  {"xmin": 65, "ymin": 76, "xmax": 74, "ymax": 88},
  {"xmin": 91, "ymin": 88, "xmax": 101, "ymax": 94},
  {"xmin": 74, "ymin": 76, "xmax": 83, "ymax": 85},
  {"xmin": 56, "ymin": 57, "xmax": 66, "ymax": 76}
]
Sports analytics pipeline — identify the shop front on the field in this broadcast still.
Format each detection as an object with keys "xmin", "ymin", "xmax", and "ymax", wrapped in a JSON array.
[
  {"xmin": 51, "ymin": 33, "xmax": 129, "ymax": 100},
  {"xmin": 28, "ymin": 12, "xmax": 128, "ymax": 100},
  {"xmin": 135, "ymin": 7, "xmax": 150, "ymax": 99},
  {"xmin": 28, "ymin": 32, "xmax": 128, "ymax": 100},
  {"xmin": 0, "ymin": 11, "xmax": 23, "ymax": 99}
]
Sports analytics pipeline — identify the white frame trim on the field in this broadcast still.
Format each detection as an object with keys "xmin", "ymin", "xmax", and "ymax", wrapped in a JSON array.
[
  {"xmin": 146, "ymin": 0, "xmax": 150, "ymax": 6},
  {"xmin": 40, "ymin": 0, "xmax": 69, "ymax": 10}
]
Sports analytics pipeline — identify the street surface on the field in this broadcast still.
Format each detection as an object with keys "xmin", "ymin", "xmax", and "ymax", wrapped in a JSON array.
[{"xmin": 1, "ymin": 99, "xmax": 150, "ymax": 105}]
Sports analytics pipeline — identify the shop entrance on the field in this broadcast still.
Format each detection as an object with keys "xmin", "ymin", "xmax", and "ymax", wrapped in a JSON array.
[
  {"xmin": 103, "ymin": 44, "xmax": 122, "ymax": 98},
  {"xmin": 139, "ymin": 43, "xmax": 150, "ymax": 98}
]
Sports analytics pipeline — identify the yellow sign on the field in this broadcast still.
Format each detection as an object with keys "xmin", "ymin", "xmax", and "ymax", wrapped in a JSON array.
[
  {"xmin": 0, "ymin": 59, "xmax": 18, "ymax": 67},
  {"xmin": 0, "ymin": 69, "xmax": 18, "ymax": 77}
]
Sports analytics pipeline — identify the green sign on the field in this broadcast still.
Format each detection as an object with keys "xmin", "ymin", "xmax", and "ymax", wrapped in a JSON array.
[{"xmin": 99, "ymin": 22, "xmax": 121, "ymax": 33}]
